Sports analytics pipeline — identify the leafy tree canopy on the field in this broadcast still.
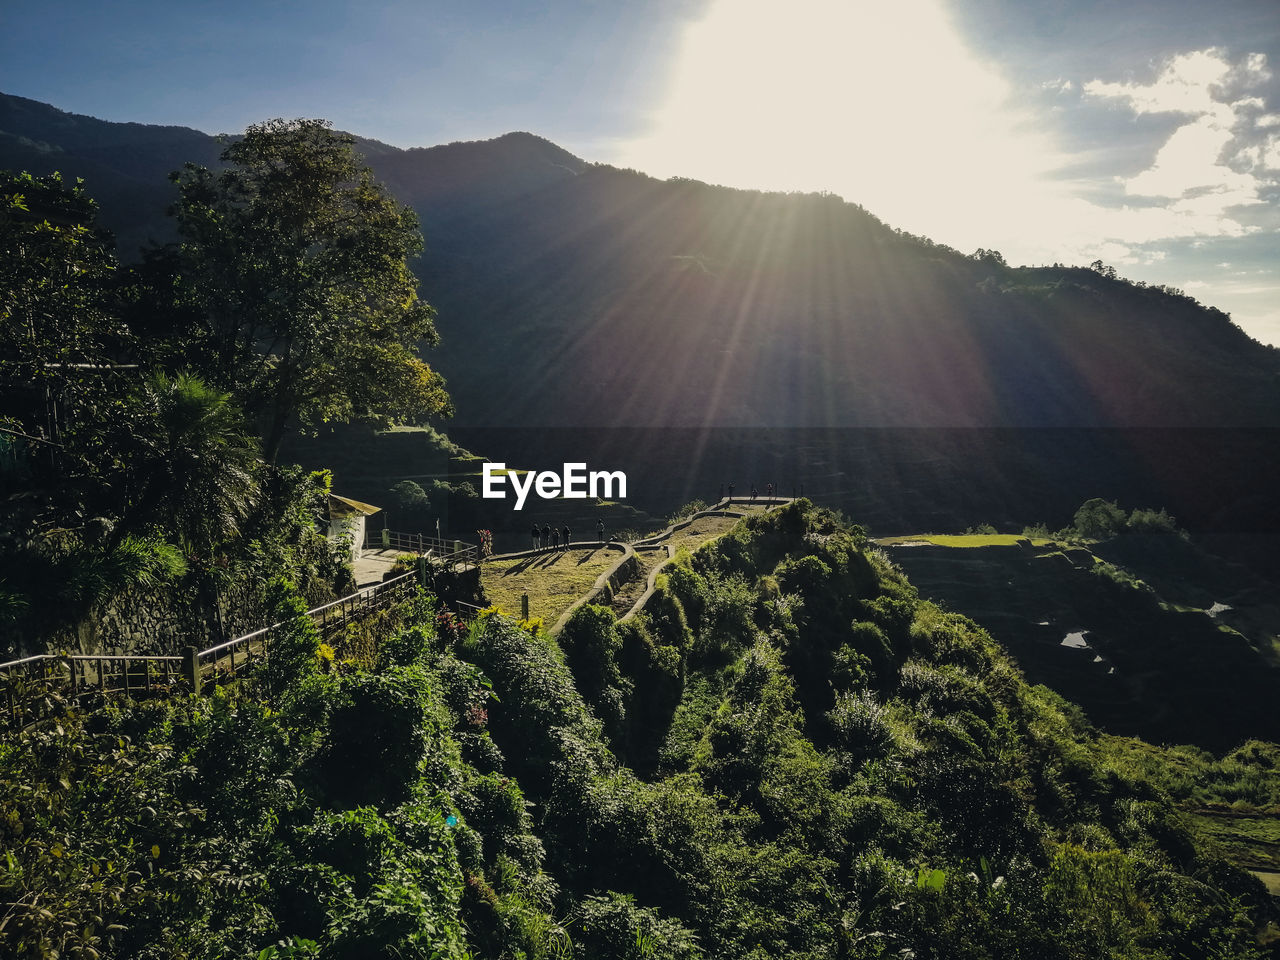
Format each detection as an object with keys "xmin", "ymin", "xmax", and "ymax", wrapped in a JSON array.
[
  {"xmin": 0, "ymin": 171, "xmax": 127, "ymax": 469},
  {"xmin": 162, "ymin": 119, "xmax": 451, "ymax": 459}
]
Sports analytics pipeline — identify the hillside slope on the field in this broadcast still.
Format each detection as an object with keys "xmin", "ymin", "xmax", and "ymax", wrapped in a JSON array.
[
  {"xmin": 3, "ymin": 501, "xmax": 1277, "ymax": 959},
  {"xmin": 4, "ymin": 92, "xmax": 1280, "ymax": 543}
]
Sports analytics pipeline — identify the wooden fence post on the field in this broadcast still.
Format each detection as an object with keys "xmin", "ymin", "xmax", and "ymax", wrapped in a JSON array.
[{"xmin": 182, "ymin": 646, "xmax": 201, "ymax": 696}]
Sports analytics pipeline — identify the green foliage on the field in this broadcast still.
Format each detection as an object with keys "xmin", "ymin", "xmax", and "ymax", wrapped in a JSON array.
[
  {"xmin": 377, "ymin": 621, "xmax": 437, "ymax": 670},
  {"xmin": 0, "ymin": 170, "xmax": 123, "ymax": 461},
  {"xmin": 1044, "ymin": 845, "xmax": 1154, "ymax": 952},
  {"xmin": 2, "ymin": 500, "xmax": 1275, "ymax": 960},
  {"xmin": 0, "ymin": 167, "xmax": 357, "ymax": 653},
  {"xmin": 1071, "ymin": 498, "xmax": 1128, "ymax": 541},
  {"xmin": 118, "ymin": 370, "xmax": 262, "ymax": 553},
  {"xmin": 845, "ymin": 620, "xmax": 895, "ymax": 680},
  {"xmin": 558, "ymin": 604, "xmax": 631, "ymax": 738},
  {"xmin": 291, "ymin": 806, "xmax": 469, "ymax": 960},
  {"xmin": 264, "ymin": 576, "xmax": 322, "ymax": 692},
  {"xmin": 828, "ymin": 690, "xmax": 895, "ymax": 768},
  {"xmin": 315, "ymin": 666, "xmax": 442, "ymax": 807},
  {"xmin": 162, "ymin": 118, "xmax": 451, "ymax": 458},
  {"xmin": 389, "ymin": 479, "xmax": 432, "ymax": 528},
  {"xmin": 1125, "ymin": 506, "xmax": 1184, "ymax": 537},
  {"xmin": 573, "ymin": 892, "xmax": 703, "ymax": 959},
  {"xmin": 1064, "ymin": 497, "xmax": 1186, "ymax": 543},
  {"xmin": 666, "ymin": 500, "xmax": 708, "ymax": 525},
  {"xmin": 641, "ymin": 577, "xmax": 693, "ymax": 653}
]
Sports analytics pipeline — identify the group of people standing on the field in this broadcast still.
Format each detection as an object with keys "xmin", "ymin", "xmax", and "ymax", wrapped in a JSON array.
[
  {"xmin": 531, "ymin": 522, "xmax": 569, "ymax": 551},
  {"xmin": 528, "ymin": 518, "xmax": 609, "ymax": 552},
  {"xmin": 721, "ymin": 481, "xmax": 792, "ymax": 503}
]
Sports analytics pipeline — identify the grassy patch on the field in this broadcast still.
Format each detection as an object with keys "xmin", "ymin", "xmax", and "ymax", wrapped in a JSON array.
[
  {"xmin": 1098, "ymin": 735, "xmax": 1280, "ymax": 876},
  {"xmin": 1188, "ymin": 811, "xmax": 1280, "ymax": 871},
  {"xmin": 658, "ymin": 514, "xmax": 744, "ymax": 553},
  {"xmin": 482, "ymin": 547, "xmax": 623, "ymax": 625},
  {"xmin": 877, "ymin": 534, "xmax": 1054, "ymax": 548}
]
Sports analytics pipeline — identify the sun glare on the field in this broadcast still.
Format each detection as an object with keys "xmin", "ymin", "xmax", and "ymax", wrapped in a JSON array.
[{"xmin": 616, "ymin": 0, "xmax": 1066, "ymax": 257}]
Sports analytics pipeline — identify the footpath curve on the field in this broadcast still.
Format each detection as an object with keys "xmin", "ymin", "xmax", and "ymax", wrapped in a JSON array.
[
  {"xmin": 481, "ymin": 497, "xmax": 794, "ymax": 635},
  {"xmin": 621, "ymin": 498, "xmax": 793, "ymax": 623}
]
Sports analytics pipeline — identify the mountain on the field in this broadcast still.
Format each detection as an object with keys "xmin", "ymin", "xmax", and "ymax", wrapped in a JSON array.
[{"xmin": 4, "ymin": 92, "xmax": 1280, "ymax": 550}]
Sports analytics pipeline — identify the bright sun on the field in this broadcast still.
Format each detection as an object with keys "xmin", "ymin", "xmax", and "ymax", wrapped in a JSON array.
[{"xmin": 616, "ymin": 0, "xmax": 1066, "ymax": 259}]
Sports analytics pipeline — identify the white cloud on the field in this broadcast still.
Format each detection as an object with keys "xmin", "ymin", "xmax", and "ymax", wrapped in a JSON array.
[
  {"xmin": 1084, "ymin": 49, "xmax": 1279, "ymax": 224},
  {"xmin": 1083, "ymin": 49, "xmax": 1234, "ymax": 115}
]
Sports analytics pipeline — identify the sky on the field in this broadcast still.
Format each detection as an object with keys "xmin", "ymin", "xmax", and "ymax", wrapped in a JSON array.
[{"xmin": 3, "ymin": 0, "xmax": 1279, "ymax": 344}]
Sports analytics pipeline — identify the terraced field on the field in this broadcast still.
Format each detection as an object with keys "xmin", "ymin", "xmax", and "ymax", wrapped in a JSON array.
[{"xmin": 482, "ymin": 546, "xmax": 623, "ymax": 625}]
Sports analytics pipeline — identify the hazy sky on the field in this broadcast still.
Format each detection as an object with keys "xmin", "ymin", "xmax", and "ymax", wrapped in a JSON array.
[{"xmin": 3, "ymin": 0, "xmax": 1279, "ymax": 343}]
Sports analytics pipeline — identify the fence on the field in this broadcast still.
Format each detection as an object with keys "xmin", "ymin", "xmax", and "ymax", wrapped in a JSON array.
[
  {"xmin": 0, "ymin": 652, "xmax": 184, "ymax": 728},
  {"xmin": 0, "ymin": 568, "xmax": 429, "ymax": 728},
  {"xmin": 364, "ymin": 529, "xmax": 479, "ymax": 567}
]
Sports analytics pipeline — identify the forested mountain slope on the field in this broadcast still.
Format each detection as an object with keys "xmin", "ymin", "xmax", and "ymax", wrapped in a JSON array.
[
  {"xmin": 5, "ymin": 92, "xmax": 1280, "ymax": 545},
  {"xmin": 4, "ymin": 92, "xmax": 1276, "ymax": 430}
]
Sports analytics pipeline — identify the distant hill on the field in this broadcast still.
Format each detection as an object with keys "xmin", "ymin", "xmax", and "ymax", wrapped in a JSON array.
[
  {"xmin": 4, "ymin": 91, "xmax": 1280, "ymax": 546},
  {"xmin": 883, "ymin": 534, "xmax": 1280, "ymax": 751}
]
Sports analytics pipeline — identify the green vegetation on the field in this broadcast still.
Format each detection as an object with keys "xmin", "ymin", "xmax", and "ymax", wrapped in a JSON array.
[
  {"xmin": 5, "ymin": 110, "xmax": 1280, "ymax": 959},
  {"xmin": 877, "ymin": 534, "xmax": 1053, "ymax": 548},
  {"xmin": 482, "ymin": 547, "xmax": 623, "ymax": 625},
  {"xmin": 5, "ymin": 501, "xmax": 1275, "ymax": 959},
  {"xmin": 1062, "ymin": 500, "xmax": 1187, "ymax": 544},
  {"xmin": 0, "ymin": 122, "xmax": 452, "ymax": 655},
  {"xmin": 880, "ymin": 500, "xmax": 1185, "ymax": 551}
]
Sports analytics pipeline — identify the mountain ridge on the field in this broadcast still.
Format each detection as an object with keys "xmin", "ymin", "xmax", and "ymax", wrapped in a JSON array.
[{"xmin": 4, "ymin": 91, "xmax": 1280, "ymax": 546}]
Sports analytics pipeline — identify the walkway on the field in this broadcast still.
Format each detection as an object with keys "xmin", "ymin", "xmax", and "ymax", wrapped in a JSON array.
[{"xmin": 481, "ymin": 498, "xmax": 792, "ymax": 634}]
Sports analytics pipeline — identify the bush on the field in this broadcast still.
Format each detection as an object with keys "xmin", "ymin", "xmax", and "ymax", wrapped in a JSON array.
[
  {"xmin": 558, "ymin": 604, "xmax": 628, "ymax": 724},
  {"xmin": 573, "ymin": 892, "xmax": 703, "ymax": 960},
  {"xmin": 1071, "ymin": 498, "xmax": 1127, "ymax": 541},
  {"xmin": 667, "ymin": 500, "xmax": 708, "ymax": 524},
  {"xmin": 314, "ymin": 666, "xmax": 441, "ymax": 807},
  {"xmin": 1126, "ymin": 506, "xmax": 1184, "ymax": 537},
  {"xmin": 828, "ymin": 690, "xmax": 895, "ymax": 766},
  {"xmin": 264, "ymin": 576, "xmax": 321, "ymax": 692}
]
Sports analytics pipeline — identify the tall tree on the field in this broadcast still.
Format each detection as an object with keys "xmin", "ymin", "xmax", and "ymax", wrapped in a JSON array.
[
  {"xmin": 0, "ymin": 171, "xmax": 126, "ymax": 479},
  {"xmin": 165, "ymin": 119, "xmax": 451, "ymax": 460}
]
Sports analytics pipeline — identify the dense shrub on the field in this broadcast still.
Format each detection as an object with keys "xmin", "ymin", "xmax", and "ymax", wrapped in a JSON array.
[{"xmin": 314, "ymin": 666, "xmax": 442, "ymax": 807}]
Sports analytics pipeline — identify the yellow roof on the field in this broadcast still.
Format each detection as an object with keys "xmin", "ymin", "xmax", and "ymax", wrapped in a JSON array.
[{"xmin": 329, "ymin": 494, "xmax": 382, "ymax": 516}]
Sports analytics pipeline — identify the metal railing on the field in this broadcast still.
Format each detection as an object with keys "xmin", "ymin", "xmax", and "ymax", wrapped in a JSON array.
[
  {"xmin": 195, "ymin": 570, "xmax": 420, "ymax": 685},
  {"xmin": 0, "ymin": 570, "xmax": 424, "ymax": 726},
  {"xmin": 1, "ymin": 652, "xmax": 183, "ymax": 727},
  {"xmin": 363, "ymin": 529, "xmax": 479, "ymax": 567}
]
